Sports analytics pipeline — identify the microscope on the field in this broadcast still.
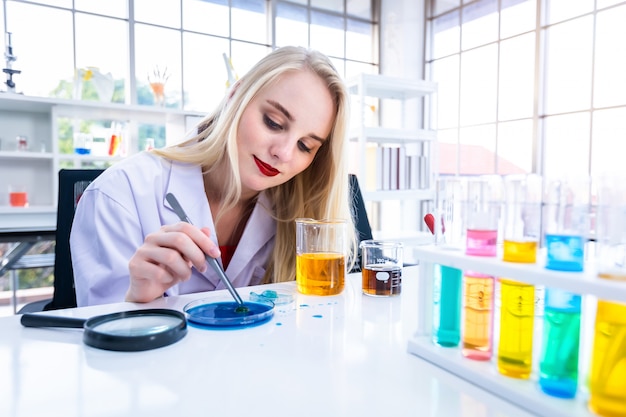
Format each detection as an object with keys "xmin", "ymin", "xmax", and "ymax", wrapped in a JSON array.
[{"xmin": 3, "ymin": 32, "xmax": 21, "ymax": 94}]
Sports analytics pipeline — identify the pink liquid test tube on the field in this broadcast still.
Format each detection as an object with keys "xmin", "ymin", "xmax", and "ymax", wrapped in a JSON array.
[{"xmin": 462, "ymin": 175, "xmax": 503, "ymax": 361}]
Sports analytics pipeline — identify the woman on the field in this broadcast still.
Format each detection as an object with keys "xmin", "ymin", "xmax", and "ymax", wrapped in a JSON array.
[{"xmin": 70, "ymin": 46, "xmax": 357, "ymax": 306}]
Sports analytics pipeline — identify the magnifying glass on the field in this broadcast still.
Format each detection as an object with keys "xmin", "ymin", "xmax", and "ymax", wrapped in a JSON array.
[{"xmin": 20, "ymin": 309, "xmax": 187, "ymax": 352}]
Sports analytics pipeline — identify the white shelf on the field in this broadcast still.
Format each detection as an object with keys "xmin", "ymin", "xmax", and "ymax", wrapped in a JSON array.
[
  {"xmin": 363, "ymin": 188, "xmax": 434, "ymax": 201},
  {"xmin": 407, "ymin": 336, "xmax": 595, "ymax": 417},
  {"xmin": 57, "ymin": 154, "xmax": 124, "ymax": 163},
  {"xmin": 349, "ymin": 126, "xmax": 437, "ymax": 143},
  {"xmin": 0, "ymin": 93, "xmax": 204, "ymax": 121},
  {"xmin": 0, "ymin": 151, "xmax": 53, "ymax": 160},
  {"xmin": 413, "ymin": 245, "xmax": 626, "ymax": 304},
  {"xmin": 347, "ymin": 73, "xmax": 437, "ymax": 99},
  {"xmin": 0, "ymin": 206, "xmax": 56, "ymax": 229}
]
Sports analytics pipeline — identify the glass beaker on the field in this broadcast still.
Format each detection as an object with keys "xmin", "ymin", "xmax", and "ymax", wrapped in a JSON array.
[
  {"xmin": 295, "ymin": 218, "xmax": 347, "ymax": 296},
  {"xmin": 360, "ymin": 240, "xmax": 403, "ymax": 297}
]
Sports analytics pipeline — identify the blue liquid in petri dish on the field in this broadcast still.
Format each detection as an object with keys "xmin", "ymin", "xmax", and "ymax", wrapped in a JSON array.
[{"xmin": 184, "ymin": 300, "xmax": 274, "ymax": 329}]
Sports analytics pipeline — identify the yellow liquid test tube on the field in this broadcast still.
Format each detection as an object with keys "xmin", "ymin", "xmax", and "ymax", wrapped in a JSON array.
[
  {"xmin": 498, "ymin": 277, "xmax": 535, "ymax": 379},
  {"xmin": 588, "ymin": 273, "xmax": 626, "ymax": 417},
  {"xmin": 498, "ymin": 239, "xmax": 537, "ymax": 379}
]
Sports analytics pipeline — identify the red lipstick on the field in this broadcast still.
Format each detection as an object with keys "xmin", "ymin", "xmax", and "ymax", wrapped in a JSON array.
[{"xmin": 254, "ymin": 156, "xmax": 280, "ymax": 177}]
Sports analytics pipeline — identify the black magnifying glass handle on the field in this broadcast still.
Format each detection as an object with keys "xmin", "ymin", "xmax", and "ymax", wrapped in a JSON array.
[{"xmin": 21, "ymin": 314, "xmax": 87, "ymax": 329}]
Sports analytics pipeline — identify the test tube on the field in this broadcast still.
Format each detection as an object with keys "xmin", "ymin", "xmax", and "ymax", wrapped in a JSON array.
[
  {"xmin": 431, "ymin": 176, "xmax": 466, "ymax": 348},
  {"xmin": 588, "ymin": 174, "xmax": 626, "ymax": 416},
  {"xmin": 539, "ymin": 176, "xmax": 589, "ymax": 398},
  {"xmin": 497, "ymin": 174, "xmax": 542, "ymax": 379},
  {"xmin": 462, "ymin": 175, "xmax": 503, "ymax": 361}
]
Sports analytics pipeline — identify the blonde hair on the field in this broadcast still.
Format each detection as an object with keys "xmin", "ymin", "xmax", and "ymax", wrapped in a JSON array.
[{"xmin": 154, "ymin": 46, "xmax": 357, "ymax": 283}]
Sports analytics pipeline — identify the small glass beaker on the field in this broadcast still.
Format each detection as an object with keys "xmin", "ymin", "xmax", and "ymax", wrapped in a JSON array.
[
  {"xmin": 16, "ymin": 135, "xmax": 28, "ymax": 151},
  {"xmin": 360, "ymin": 240, "xmax": 403, "ymax": 297},
  {"xmin": 73, "ymin": 132, "xmax": 93, "ymax": 155},
  {"xmin": 295, "ymin": 218, "xmax": 347, "ymax": 296}
]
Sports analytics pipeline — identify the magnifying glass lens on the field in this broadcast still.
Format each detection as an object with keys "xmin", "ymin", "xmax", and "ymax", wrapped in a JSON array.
[{"xmin": 92, "ymin": 315, "xmax": 183, "ymax": 337}]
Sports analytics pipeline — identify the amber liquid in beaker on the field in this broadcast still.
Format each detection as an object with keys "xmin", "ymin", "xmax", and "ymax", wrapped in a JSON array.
[
  {"xmin": 362, "ymin": 265, "xmax": 402, "ymax": 296},
  {"xmin": 296, "ymin": 253, "xmax": 345, "ymax": 295}
]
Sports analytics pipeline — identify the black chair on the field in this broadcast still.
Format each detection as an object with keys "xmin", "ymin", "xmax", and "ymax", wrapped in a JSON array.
[
  {"xmin": 17, "ymin": 169, "xmax": 104, "ymax": 313},
  {"xmin": 349, "ymin": 174, "xmax": 374, "ymax": 273}
]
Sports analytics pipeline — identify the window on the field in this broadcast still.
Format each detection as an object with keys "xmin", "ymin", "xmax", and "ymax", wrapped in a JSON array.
[
  {"xmin": 1, "ymin": 0, "xmax": 378, "ymax": 112},
  {"xmin": 426, "ymin": 0, "xmax": 626, "ymax": 178}
]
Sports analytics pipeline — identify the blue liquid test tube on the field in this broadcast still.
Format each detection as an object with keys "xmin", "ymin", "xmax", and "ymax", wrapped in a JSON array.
[
  {"xmin": 538, "ymin": 288, "xmax": 581, "ymax": 398},
  {"xmin": 432, "ymin": 264, "xmax": 462, "ymax": 347}
]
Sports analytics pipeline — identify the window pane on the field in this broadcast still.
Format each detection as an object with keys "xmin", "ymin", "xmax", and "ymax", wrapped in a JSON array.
[
  {"xmin": 231, "ymin": 41, "xmax": 271, "ymax": 77},
  {"xmin": 5, "ymin": 3, "xmax": 74, "ymax": 97},
  {"xmin": 597, "ymin": 0, "xmax": 624, "ymax": 8},
  {"xmin": 75, "ymin": 14, "xmax": 128, "ymax": 103},
  {"xmin": 497, "ymin": 119, "xmax": 533, "ymax": 174},
  {"xmin": 311, "ymin": 10, "xmax": 345, "ymax": 58},
  {"xmin": 25, "ymin": 0, "xmax": 71, "ymax": 7},
  {"xmin": 543, "ymin": 0, "xmax": 593, "ymax": 25},
  {"xmin": 134, "ymin": 0, "xmax": 181, "ymax": 28},
  {"xmin": 542, "ymin": 113, "xmax": 590, "ymax": 178},
  {"xmin": 135, "ymin": 24, "xmax": 182, "ymax": 107},
  {"xmin": 461, "ymin": 0, "xmax": 498, "ymax": 50},
  {"xmin": 438, "ymin": 128, "xmax": 460, "ymax": 175},
  {"xmin": 435, "ymin": 0, "xmax": 461, "ymax": 15},
  {"xmin": 543, "ymin": 16, "xmax": 593, "ymax": 114},
  {"xmin": 231, "ymin": 0, "xmax": 267, "ymax": 43},
  {"xmin": 345, "ymin": 61, "xmax": 376, "ymax": 80},
  {"xmin": 460, "ymin": 44, "xmax": 497, "ymax": 126},
  {"xmin": 183, "ymin": 0, "xmax": 229, "ymax": 37},
  {"xmin": 182, "ymin": 33, "xmax": 229, "ymax": 112},
  {"xmin": 499, "ymin": 32, "xmax": 535, "ymax": 120},
  {"xmin": 594, "ymin": 5, "xmax": 626, "ymax": 108},
  {"xmin": 347, "ymin": 0, "xmax": 371, "ymax": 19},
  {"xmin": 500, "ymin": 0, "xmax": 535, "ymax": 38},
  {"xmin": 75, "ymin": 0, "xmax": 127, "ymax": 18},
  {"xmin": 459, "ymin": 124, "xmax": 497, "ymax": 174},
  {"xmin": 311, "ymin": 0, "xmax": 343, "ymax": 13},
  {"xmin": 432, "ymin": 55, "xmax": 459, "ymax": 129},
  {"xmin": 346, "ymin": 19, "xmax": 373, "ymax": 62},
  {"xmin": 276, "ymin": 2, "xmax": 309, "ymax": 48},
  {"xmin": 329, "ymin": 57, "xmax": 345, "ymax": 77},
  {"xmin": 432, "ymin": 11, "xmax": 460, "ymax": 59},
  {"xmin": 591, "ymin": 108, "xmax": 626, "ymax": 176}
]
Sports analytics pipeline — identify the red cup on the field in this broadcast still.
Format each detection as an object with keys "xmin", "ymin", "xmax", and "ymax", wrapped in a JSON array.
[{"xmin": 9, "ymin": 191, "xmax": 28, "ymax": 207}]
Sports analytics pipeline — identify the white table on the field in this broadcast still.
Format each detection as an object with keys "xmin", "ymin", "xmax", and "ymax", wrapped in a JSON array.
[{"xmin": 0, "ymin": 267, "xmax": 534, "ymax": 417}]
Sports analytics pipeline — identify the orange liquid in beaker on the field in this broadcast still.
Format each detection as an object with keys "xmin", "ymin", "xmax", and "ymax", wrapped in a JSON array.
[{"xmin": 296, "ymin": 252, "xmax": 345, "ymax": 295}]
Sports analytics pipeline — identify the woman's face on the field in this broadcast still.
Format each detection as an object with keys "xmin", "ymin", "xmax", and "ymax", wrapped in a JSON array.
[{"xmin": 237, "ymin": 69, "xmax": 335, "ymax": 196}]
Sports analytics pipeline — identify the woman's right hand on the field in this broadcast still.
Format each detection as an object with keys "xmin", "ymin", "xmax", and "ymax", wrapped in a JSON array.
[{"xmin": 126, "ymin": 222, "xmax": 221, "ymax": 303}]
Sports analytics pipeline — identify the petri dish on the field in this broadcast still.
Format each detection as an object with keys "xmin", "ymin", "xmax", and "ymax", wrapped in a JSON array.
[{"xmin": 184, "ymin": 299, "xmax": 274, "ymax": 329}]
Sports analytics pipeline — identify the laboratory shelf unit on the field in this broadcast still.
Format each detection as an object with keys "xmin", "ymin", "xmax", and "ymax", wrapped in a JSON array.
[
  {"xmin": 0, "ymin": 93, "xmax": 204, "ymax": 229},
  {"xmin": 408, "ymin": 244, "xmax": 625, "ymax": 417},
  {"xmin": 346, "ymin": 73, "xmax": 437, "ymax": 249}
]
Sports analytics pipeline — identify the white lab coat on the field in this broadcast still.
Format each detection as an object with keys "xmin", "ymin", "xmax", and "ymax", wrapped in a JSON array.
[{"xmin": 70, "ymin": 152, "xmax": 276, "ymax": 307}]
